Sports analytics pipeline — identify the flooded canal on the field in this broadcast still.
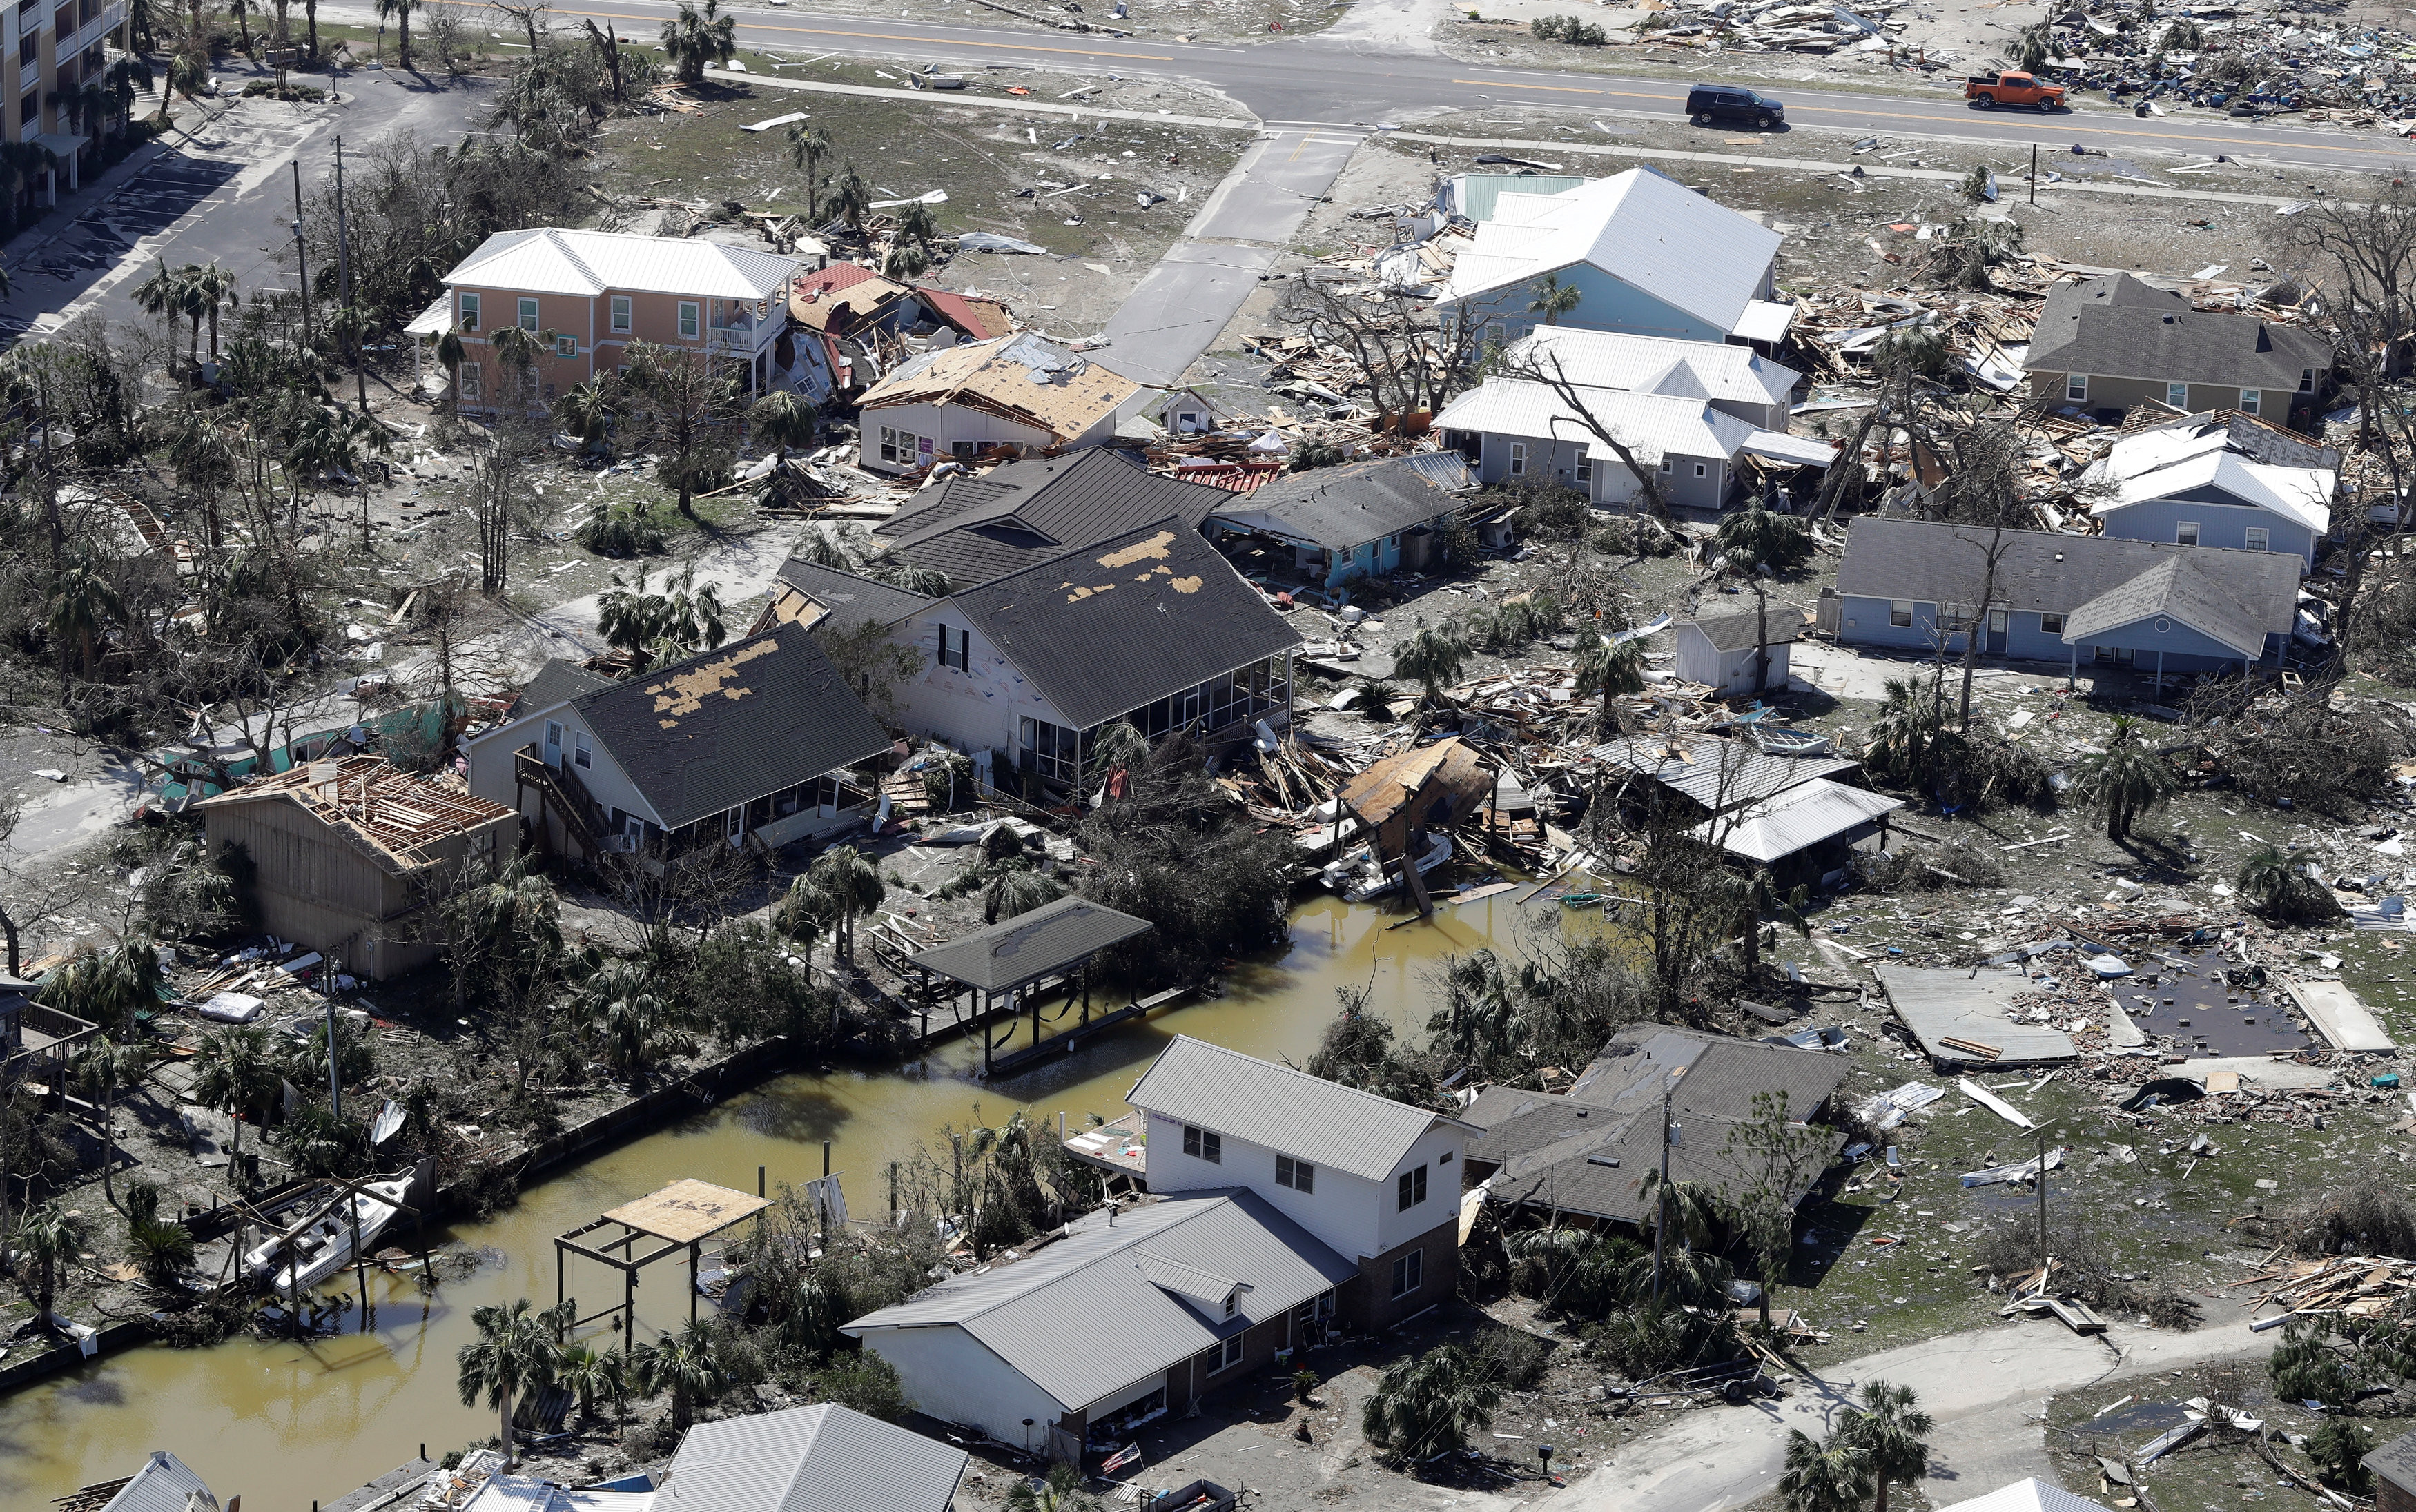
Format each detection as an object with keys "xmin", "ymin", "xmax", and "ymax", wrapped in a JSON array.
[{"xmin": 0, "ymin": 890, "xmax": 1574, "ymax": 1511}]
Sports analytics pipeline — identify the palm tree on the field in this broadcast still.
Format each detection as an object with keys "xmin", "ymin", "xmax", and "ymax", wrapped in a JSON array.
[
  {"xmin": 42, "ymin": 936, "xmax": 162, "ymax": 1037},
  {"xmin": 12, "ymin": 1203, "xmax": 83, "ymax": 1329},
  {"xmin": 487, "ymin": 323, "xmax": 551, "ymax": 410},
  {"xmin": 560, "ymin": 377, "xmax": 616, "ymax": 451},
  {"xmin": 1571, "ymin": 630, "xmax": 1647, "ymax": 736},
  {"xmin": 187, "ymin": 262, "xmax": 237, "ymax": 362},
  {"xmin": 133, "ymin": 260, "xmax": 190, "ymax": 364},
  {"xmin": 2237, "ymin": 842, "xmax": 2336, "ymax": 922},
  {"xmin": 557, "ymin": 1342, "xmax": 627, "ymax": 1433},
  {"xmin": 631, "ymin": 1319, "xmax": 723, "ymax": 1433},
  {"xmin": 70, "ymin": 1034, "xmax": 151, "ymax": 1211},
  {"xmin": 188, "ymin": 1025, "xmax": 278, "ymax": 1172},
  {"xmin": 46, "ymin": 554, "xmax": 124, "ymax": 684},
  {"xmin": 1090, "ymin": 719, "xmax": 1149, "ymax": 793},
  {"xmin": 376, "ymin": 0, "xmax": 418, "ymax": 69},
  {"xmin": 983, "ymin": 870, "xmax": 1064, "ymax": 924},
  {"xmin": 436, "ymin": 327, "xmax": 468, "ymax": 413},
  {"xmin": 659, "ymin": 0, "xmax": 735, "ymax": 82},
  {"xmin": 1527, "ymin": 272, "xmax": 1581, "ymax": 326},
  {"xmin": 895, "ymin": 198, "xmax": 939, "ymax": 248},
  {"xmin": 1782, "ymin": 1426, "xmax": 1872, "ymax": 1512},
  {"xmin": 808, "ymin": 843, "xmax": 885, "ymax": 965},
  {"xmin": 574, "ymin": 960, "xmax": 695, "ymax": 1091},
  {"xmin": 784, "ymin": 119, "xmax": 833, "ymax": 220},
  {"xmin": 2073, "ymin": 714, "xmax": 2177, "ymax": 841},
  {"xmin": 828, "ymin": 164, "xmax": 872, "ymax": 234},
  {"xmin": 1842, "ymin": 1380, "xmax": 1933, "ymax": 1512},
  {"xmin": 126, "ymin": 1212, "xmax": 196, "ymax": 1287},
  {"xmin": 1715, "ymin": 499, "xmax": 1809, "ymax": 695},
  {"xmin": 770, "ymin": 873, "xmax": 828, "ymax": 950},
  {"xmin": 457, "ymin": 1299, "xmax": 563, "ymax": 1466},
  {"xmin": 1861, "ymin": 674, "xmax": 1941, "ymax": 791},
  {"xmin": 1390, "ymin": 617, "xmax": 1470, "ymax": 705},
  {"xmin": 1361, "ymin": 1343, "xmax": 1503, "ymax": 1462},
  {"xmin": 596, "ymin": 564, "xmax": 728, "ymax": 673},
  {"xmin": 881, "ymin": 242, "xmax": 931, "ymax": 282},
  {"xmin": 748, "ymin": 390, "xmax": 816, "ymax": 455}
]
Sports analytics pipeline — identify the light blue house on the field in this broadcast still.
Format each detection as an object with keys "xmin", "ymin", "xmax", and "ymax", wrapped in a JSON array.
[
  {"xmin": 1829, "ymin": 518, "xmax": 2301, "ymax": 690},
  {"xmin": 2080, "ymin": 413, "xmax": 2338, "ymax": 569},
  {"xmin": 1206, "ymin": 453, "xmax": 1474, "ymax": 588},
  {"xmin": 1435, "ymin": 168, "xmax": 1791, "ymax": 349}
]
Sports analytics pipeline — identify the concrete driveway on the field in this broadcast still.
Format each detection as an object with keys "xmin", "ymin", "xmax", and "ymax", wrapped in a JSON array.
[{"xmin": 1536, "ymin": 1316, "xmax": 2266, "ymax": 1512}]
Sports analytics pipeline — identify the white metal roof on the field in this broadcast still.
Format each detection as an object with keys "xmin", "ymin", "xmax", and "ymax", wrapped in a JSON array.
[
  {"xmin": 656, "ymin": 1404, "xmax": 968, "ymax": 1512},
  {"xmin": 2086, "ymin": 440, "xmax": 2333, "ymax": 536},
  {"xmin": 1934, "ymin": 1480, "xmax": 2113, "ymax": 1512},
  {"xmin": 1441, "ymin": 169, "xmax": 1782, "ymax": 333},
  {"xmin": 405, "ymin": 295, "xmax": 454, "ymax": 338},
  {"xmin": 1503, "ymin": 327, "xmax": 1798, "ymax": 408},
  {"xmin": 1127, "ymin": 1034, "xmax": 1463, "ymax": 1182},
  {"xmin": 1433, "ymin": 378, "xmax": 1757, "ymax": 464},
  {"xmin": 100, "ymin": 1453, "xmax": 218, "ymax": 1512},
  {"xmin": 1731, "ymin": 298, "xmax": 1799, "ymax": 344},
  {"xmin": 1693, "ymin": 778, "xmax": 1904, "ymax": 863},
  {"xmin": 1743, "ymin": 431, "xmax": 1840, "ymax": 467},
  {"xmin": 445, "ymin": 228, "xmax": 803, "ymax": 300},
  {"xmin": 844, "ymin": 1191, "xmax": 1356, "ymax": 1412}
]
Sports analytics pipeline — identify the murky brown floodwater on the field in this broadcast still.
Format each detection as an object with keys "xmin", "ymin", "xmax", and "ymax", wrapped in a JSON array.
[{"xmin": 0, "ymin": 890, "xmax": 1577, "ymax": 1511}]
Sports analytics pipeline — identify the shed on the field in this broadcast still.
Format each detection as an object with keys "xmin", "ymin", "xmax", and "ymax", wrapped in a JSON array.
[
  {"xmin": 1337, "ymin": 736, "xmax": 1492, "ymax": 863},
  {"xmin": 1673, "ymin": 612, "xmax": 1799, "ymax": 696}
]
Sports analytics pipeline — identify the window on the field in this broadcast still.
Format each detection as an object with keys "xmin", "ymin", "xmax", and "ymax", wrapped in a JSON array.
[
  {"xmin": 1889, "ymin": 600, "xmax": 1913, "ymax": 629},
  {"xmin": 1200, "ymin": 1336, "xmax": 1243, "ymax": 1374},
  {"xmin": 556, "ymin": 334, "xmax": 577, "ymax": 357},
  {"xmin": 951, "ymin": 440, "xmax": 978, "ymax": 459},
  {"xmin": 1019, "ymin": 717, "xmax": 1082, "ymax": 785},
  {"xmin": 1390, "ymin": 1249, "xmax": 1422, "ymax": 1299},
  {"xmin": 459, "ymin": 362, "xmax": 482, "ymax": 404},
  {"xmin": 2167, "ymin": 382, "xmax": 2189, "ymax": 409},
  {"xmin": 458, "ymin": 292, "xmax": 480, "ymax": 331},
  {"xmin": 935, "ymin": 625, "xmax": 967, "ymax": 673},
  {"xmin": 677, "ymin": 302, "xmax": 700, "ymax": 340},
  {"xmin": 51, "ymin": 6, "xmax": 68, "ymax": 41},
  {"xmin": 610, "ymin": 295, "xmax": 631, "ymax": 333},
  {"xmin": 1182, "ymin": 1125, "xmax": 1221, "ymax": 1164},
  {"xmin": 2240, "ymin": 389, "xmax": 2262, "ymax": 415},
  {"xmin": 2176, "ymin": 521, "xmax": 2200, "ymax": 547},
  {"xmin": 1989, "ymin": 609, "xmax": 2009, "ymax": 635},
  {"xmin": 1693, "ymin": 462, "xmax": 1708, "ymax": 479},
  {"xmin": 2065, "ymin": 373, "xmax": 2088, "ymax": 403},
  {"xmin": 2245, "ymin": 525, "xmax": 2271, "ymax": 552},
  {"xmin": 1507, "ymin": 442, "xmax": 1526, "ymax": 478},
  {"xmin": 516, "ymin": 297, "xmax": 539, "ymax": 331},
  {"xmin": 16, "ymin": 28, "xmax": 32, "ymax": 66},
  {"xmin": 1222, "ymin": 1292, "xmax": 1236, "ymax": 1318},
  {"xmin": 2040, "ymin": 613, "xmax": 2066, "ymax": 634},
  {"xmin": 2301, "ymin": 367, "xmax": 2318, "ymax": 393},
  {"xmin": 572, "ymin": 730, "xmax": 592, "ymax": 770},
  {"xmin": 1939, "ymin": 607, "xmax": 1976, "ymax": 634},
  {"xmin": 1658, "ymin": 456, "xmax": 1673, "ymax": 475},
  {"xmin": 2094, "ymin": 645, "xmax": 2135, "ymax": 665},
  {"xmin": 543, "ymin": 720, "xmax": 563, "ymax": 763},
  {"xmin": 1574, "ymin": 455, "xmax": 1592, "ymax": 484},
  {"xmin": 1397, "ymin": 1164, "xmax": 1428, "ymax": 1212},
  {"xmin": 879, "ymin": 426, "xmax": 900, "ymax": 465},
  {"xmin": 1276, "ymin": 1155, "xmax": 1314, "ymax": 1193}
]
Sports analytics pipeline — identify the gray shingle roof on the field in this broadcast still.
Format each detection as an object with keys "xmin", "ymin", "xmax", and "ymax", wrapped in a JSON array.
[
  {"xmin": 1835, "ymin": 518, "xmax": 2300, "ymax": 633},
  {"xmin": 947, "ymin": 519, "xmax": 1305, "ymax": 730},
  {"xmin": 2027, "ymin": 273, "xmax": 2329, "ymax": 392},
  {"xmin": 510, "ymin": 658, "xmax": 613, "ymax": 719},
  {"xmin": 2061, "ymin": 553, "xmax": 2271, "ymax": 658},
  {"xmin": 879, "ymin": 451, "xmax": 1228, "ymax": 589},
  {"xmin": 1210, "ymin": 453, "xmax": 1474, "ymax": 551},
  {"xmin": 100, "ymin": 1453, "xmax": 217, "ymax": 1512},
  {"xmin": 571, "ymin": 622, "xmax": 893, "ymax": 831},
  {"xmin": 771, "ymin": 560, "xmax": 936, "ymax": 630},
  {"xmin": 907, "ymin": 894, "xmax": 1154, "ymax": 993},
  {"xmin": 1467, "ymin": 1026, "xmax": 1848, "ymax": 1226},
  {"xmin": 1127, "ymin": 1034, "xmax": 1469, "ymax": 1184},
  {"xmin": 2366, "ymin": 1426, "xmax": 2416, "ymax": 1497},
  {"xmin": 1685, "ymin": 611, "xmax": 1800, "ymax": 654},
  {"xmin": 843, "ymin": 1190, "xmax": 1357, "ymax": 1413},
  {"xmin": 657, "ymin": 1404, "xmax": 969, "ymax": 1512}
]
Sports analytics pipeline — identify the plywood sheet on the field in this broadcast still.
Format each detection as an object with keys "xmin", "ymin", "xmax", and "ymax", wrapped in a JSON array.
[{"xmin": 603, "ymin": 1178, "xmax": 770, "ymax": 1244}]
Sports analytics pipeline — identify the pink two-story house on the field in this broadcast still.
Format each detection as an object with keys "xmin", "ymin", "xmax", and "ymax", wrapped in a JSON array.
[{"xmin": 409, "ymin": 228, "xmax": 812, "ymax": 409}]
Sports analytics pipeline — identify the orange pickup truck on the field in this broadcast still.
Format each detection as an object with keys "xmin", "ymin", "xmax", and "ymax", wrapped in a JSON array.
[{"xmin": 1965, "ymin": 71, "xmax": 2067, "ymax": 110}]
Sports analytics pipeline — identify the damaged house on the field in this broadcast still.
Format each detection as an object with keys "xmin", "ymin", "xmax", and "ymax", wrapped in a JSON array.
[
  {"xmin": 1826, "ymin": 517, "xmax": 2302, "ymax": 685},
  {"xmin": 870, "ymin": 449, "xmax": 1228, "ymax": 591},
  {"xmin": 195, "ymin": 756, "xmax": 518, "ymax": 981},
  {"xmin": 786, "ymin": 262, "xmax": 1016, "ymax": 404},
  {"xmin": 1436, "ymin": 168, "xmax": 1793, "ymax": 348},
  {"xmin": 856, "ymin": 333, "xmax": 1155, "ymax": 476},
  {"xmin": 2078, "ymin": 411, "xmax": 2339, "ymax": 567},
  {"xmin": 1597, "ymin": 731, "xmax": 1903, "ymax": 876},
  {"xmin": 1204, "ymin": 453, "xmax": 1476, "ymax": 587},
  {"xmin": 1461, "ymin": 1024, "xmax": 1847, "ymax": 1233},
  {"xmin": 2025, "ymin": 273, "xmax": 2332, "ymax": 429},
  {"xmin": 461, "ymin": 623, "xmax": 895, "ymax": 861}
]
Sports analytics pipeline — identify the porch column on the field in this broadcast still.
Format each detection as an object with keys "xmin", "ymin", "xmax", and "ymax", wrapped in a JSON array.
[
  {"xmin": 2154, "ymin": 649, "xmax": 2165, "ymax": 696},
  {"xmin": 2066, "ymin": 640, "xmax": 2077, "ymax": 691}
]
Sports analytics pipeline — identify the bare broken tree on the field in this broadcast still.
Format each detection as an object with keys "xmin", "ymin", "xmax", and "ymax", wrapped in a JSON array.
[
  {"xmin": 1278, "ymin": 273, "xmax": 1481, "ymax": 424},
  {"xmin": 1490, "ymin": 344, "xmax": 1673, "ymax": 518},
  {"xmin": 489, "ymin": 0, "xmax": 550, "ymax": 50}
]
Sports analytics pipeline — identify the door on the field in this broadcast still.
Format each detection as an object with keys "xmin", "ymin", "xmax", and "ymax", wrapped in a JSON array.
[
  {"xmin": 1987, "ymin": 608, "xmax": 2009, "ymax": 656},
  {"xmin": 543, "ymin": 719, "xmax": 563, "ymax": 767},
  {"xmin": 725, "ymin": 807, "xmax": 746, "ymax": 845}
]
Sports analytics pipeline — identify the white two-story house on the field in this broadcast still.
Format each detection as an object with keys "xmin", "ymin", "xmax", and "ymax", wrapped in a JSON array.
[{"xmin": 1127, "ymin": 1035, "xmax": 1477, "ymax": 1331}]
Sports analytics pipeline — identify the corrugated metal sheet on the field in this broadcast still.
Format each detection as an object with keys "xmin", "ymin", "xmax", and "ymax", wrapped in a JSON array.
[
  {"xmin": 1692, "ymin": 777, "xmax": 1902, "ymax": 863},
  {"xmin": 1730, "ymin": 298, "xmax": 1798, "ymax": 344},
  {"xmin": 1443, "ymin": 169, "xmax": 1782, "ymax": 333},
  {"xmin": 447, "ymin": 228, "xmax": 801, "ymax": 300},
  {"xmin": 1742, "ymin": 431, "xmax": 1839, "ymax": 467},
  {"xmin": 844, "ymin": 1191, "xmax": 1355, "ymax": 1412},
  {"xmin": 2098, "ymin": 446, "xmax": 2332, "ymax": 534},
  {"xmin": 1506, "ymin": 327, "xmax": 1795, "ymax": 407},
  {"xmin": 1127, "ymin": 1034, "xmax": 1454, "ymax": 1182},
  {"xmin": 99, "ymin": 1453, "xmax": 217, "ymax": 1512},
  {"xmin": 1936, "ymin": 1477, "xmax": 2123, "ymax": 1512},
  {"xmin": 1432, "ymin": 380, "xmax": 1754, "ymax": 464},
  {"xmin": 656, "ymin": 1404, "xmax": 968, "ymax": 1512}
]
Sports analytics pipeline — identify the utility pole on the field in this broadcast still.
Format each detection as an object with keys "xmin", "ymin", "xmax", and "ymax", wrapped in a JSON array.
[
  {"xmin": 2029, "ymin": 142, "xmax": 2038, "ymax": 206},
  {"xmin": 292, "ymin": 160, "xmax": 313, "ymax": 350},
  {"xmin": 333, "ymin": 135, "xmax": 365, "ymax": 412},
  {"xmin": 323, "ymin": 965, "xmax": 342, "ymax": 1119},
  {"xmin": 2036, "ymin": 1124, "xmax": 2051, "ymax": 1275},
  {"xmin": 1650, "ymin": 1064, "xmax": 1687, "ymax": 1302}
]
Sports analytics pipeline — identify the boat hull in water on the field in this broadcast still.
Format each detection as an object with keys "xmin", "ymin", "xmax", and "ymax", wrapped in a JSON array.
[
  {"xmin": 244, "ymin": 1175, "xmax": 413, "ymax": 1293},
  {"xmin": 1321, "ymin": 832, "xmax": 1453, "ymax": 903}
]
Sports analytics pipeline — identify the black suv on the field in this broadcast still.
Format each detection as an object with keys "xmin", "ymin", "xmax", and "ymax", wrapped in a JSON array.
[{"xmin": 1684, "ymin": 85, "xmax": 1784, "ymax": 129}]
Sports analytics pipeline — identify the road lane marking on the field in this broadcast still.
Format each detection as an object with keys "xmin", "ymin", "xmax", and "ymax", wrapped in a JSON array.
[
  {"xmin": 1453, "ymin": 76, "xmax": 2416, "ymax": 159},
  {"xmin": 472, "ymin": 2, "xmax": 1179, "ymax": 59}
]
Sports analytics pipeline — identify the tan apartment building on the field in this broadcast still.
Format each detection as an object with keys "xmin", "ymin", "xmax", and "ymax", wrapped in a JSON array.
[
  {"xmin": 409, "ymin": 228, "xmax": 812, "ymax": 409},
  {"xmin": 6, "ymin": 0, "xmax": 129, "ymax": 206}
]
